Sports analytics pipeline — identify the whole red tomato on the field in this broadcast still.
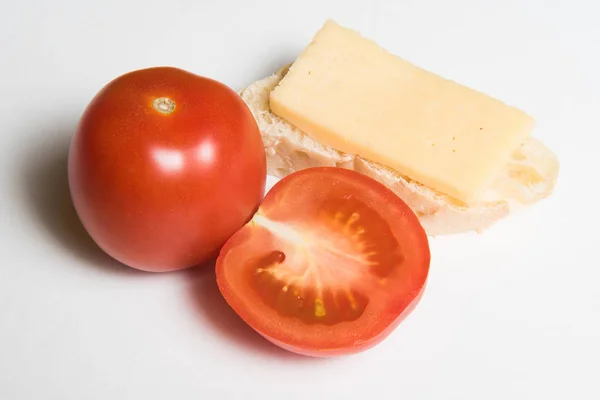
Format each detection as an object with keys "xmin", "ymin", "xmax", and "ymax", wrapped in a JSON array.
[{"xmin": 68, "ymin": 67, "xmax": 266, "ymax": 272}]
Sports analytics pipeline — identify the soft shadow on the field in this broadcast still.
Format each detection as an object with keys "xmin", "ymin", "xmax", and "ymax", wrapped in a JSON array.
[
  {"xmin": 236, "ymin": 45, "xmax": 300, "ymax": 90},
  {"xmin": 19, "ymin": 120, "xmax": 142, "ymax": 276},
  {"xmin": 186, "ymin": 265, "xmax": 326, "ymax": 361}
]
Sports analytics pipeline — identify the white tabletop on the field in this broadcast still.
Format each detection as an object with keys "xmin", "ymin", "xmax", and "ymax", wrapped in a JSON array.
[{"xmin": 1, "ymin": 1, "xmax": 598, "ymax": 399}]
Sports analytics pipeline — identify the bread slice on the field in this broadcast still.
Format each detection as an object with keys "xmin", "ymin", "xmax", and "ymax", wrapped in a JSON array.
[{"xmin": 239, "ymin": 66, "xmax": 560, "ymax": 235}]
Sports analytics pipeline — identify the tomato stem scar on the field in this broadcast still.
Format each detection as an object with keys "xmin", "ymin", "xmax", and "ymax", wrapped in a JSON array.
[{"xmin": 153, "ymin": 97, "xmax": 176, "ymax": 114}]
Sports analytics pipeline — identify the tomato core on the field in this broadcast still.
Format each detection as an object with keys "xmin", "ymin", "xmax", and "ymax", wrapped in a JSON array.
[{"xmin": 246, "ymin": 194, "xmax": 407, "ymax": 326}]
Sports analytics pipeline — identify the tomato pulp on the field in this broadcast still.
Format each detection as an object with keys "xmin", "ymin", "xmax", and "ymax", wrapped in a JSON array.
[
  {"xmin": 68, "ymin": 67, "xmax": 266, "ymax": 272},
  {"xmin": 216, "ymin": 167, "xmax": 430, "ymax": 356}
]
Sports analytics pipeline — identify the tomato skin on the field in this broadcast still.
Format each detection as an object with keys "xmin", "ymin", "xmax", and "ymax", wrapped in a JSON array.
[
  {"xmin": 216, "ymin": 167, "xmax": 430, "ymax": 356},
  {"xmin": 68, "ymin": 67, "xmax": 266, "ymax": 272}
]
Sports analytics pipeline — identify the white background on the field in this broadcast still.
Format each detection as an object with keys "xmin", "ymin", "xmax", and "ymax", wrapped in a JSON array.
[{"xmin": 1, "ymin": 0, "xmax": 598, "ymax": 399}]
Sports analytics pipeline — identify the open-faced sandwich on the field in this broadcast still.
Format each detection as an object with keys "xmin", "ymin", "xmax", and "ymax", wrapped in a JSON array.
[{"xmin": 240, "ymin": 20, "xmax": 559, "ymax": 235}]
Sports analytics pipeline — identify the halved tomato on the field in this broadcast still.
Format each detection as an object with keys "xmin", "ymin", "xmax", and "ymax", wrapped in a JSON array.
[{"xmin": 215, "ymin": 167, "xmax": 430, "ymax": 356}]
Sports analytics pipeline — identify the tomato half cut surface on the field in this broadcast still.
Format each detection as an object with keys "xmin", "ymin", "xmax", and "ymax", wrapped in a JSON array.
[{"xmin": 215, "ymin": 167, "xmax": 430, "ymax": 356}]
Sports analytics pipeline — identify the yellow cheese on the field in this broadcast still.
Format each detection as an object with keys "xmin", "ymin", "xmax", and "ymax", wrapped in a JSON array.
[{"xmin": 269, "ymin": 20, "xmax": 535, "ymax": 204}]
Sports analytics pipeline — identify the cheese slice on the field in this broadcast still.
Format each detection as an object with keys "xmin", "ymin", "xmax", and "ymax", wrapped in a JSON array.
[{"xmin": 269, "ymin": 20, "xmax": 535, "ymax": 204}]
